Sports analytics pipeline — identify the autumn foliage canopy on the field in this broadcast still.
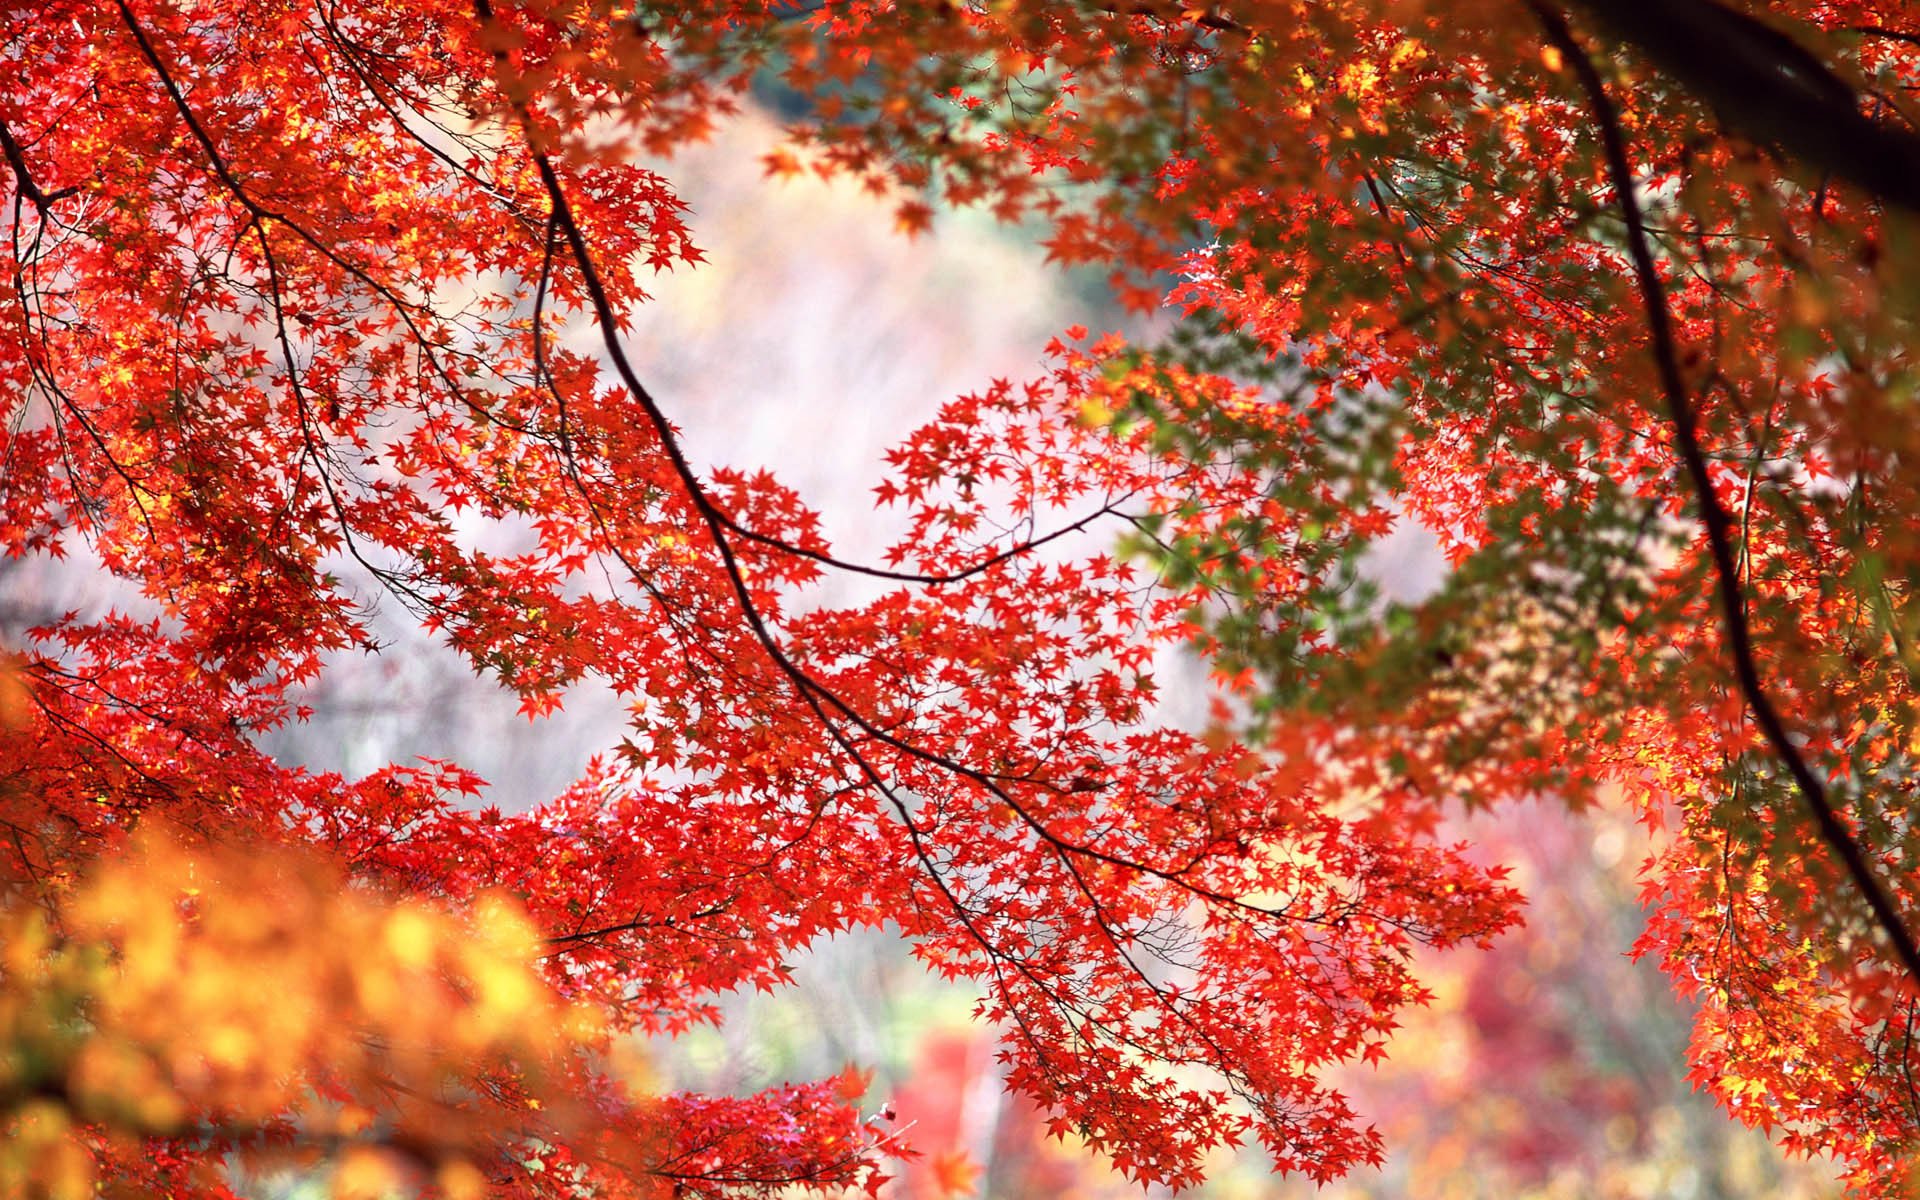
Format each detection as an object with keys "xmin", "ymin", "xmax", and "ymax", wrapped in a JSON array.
[{"xmin": 4, "ymin": 0, "xmax": 1920, "ymax": 1195}]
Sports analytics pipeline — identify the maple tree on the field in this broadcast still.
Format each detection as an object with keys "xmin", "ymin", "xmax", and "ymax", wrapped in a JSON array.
[{"xmin": 4, "ymin": 0, "xmax": 1920, "ymax": 1196}]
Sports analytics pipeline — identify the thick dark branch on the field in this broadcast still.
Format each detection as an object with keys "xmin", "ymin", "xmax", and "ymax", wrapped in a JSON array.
[
  {"xmin": 1564, "ymin": 0, "xmax": 1920, "ymax": 211},
  {"xmin": 0, "ymin": 119, "xmax": 76, "ymax": 215},
  {"xmin": 1534, "ymin": 2, "xmax": 1920, "ymax": 984},
  {"xmin": 0, "ymin": 120, "xmax": 48, "ymax": 215}
]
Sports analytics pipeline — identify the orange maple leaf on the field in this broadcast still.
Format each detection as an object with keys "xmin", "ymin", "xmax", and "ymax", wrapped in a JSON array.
[{"xmin": 927, "ymin": 1150, "xmax": 980, "ymax": 1198}]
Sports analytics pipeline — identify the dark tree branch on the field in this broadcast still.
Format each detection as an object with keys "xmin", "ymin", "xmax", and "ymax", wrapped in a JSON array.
[
  {"xmin": 0, "ymin": 119, "xmax": 77, "ymax": 215},
  {"xmin": 1564, "ymin": 0, "xmax": 1920, "ymax": 211},
  {"xmin": 0, "ymin": 120, "xmax": 49, "ymax": 216},
  {"xmin": 1533, "ymin": 1, "xmax": 1920, "ymax": 985}
]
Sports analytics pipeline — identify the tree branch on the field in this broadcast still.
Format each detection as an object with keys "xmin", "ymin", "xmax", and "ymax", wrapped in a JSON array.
[
  {"xmin": 0, "ymin": 119, "xmax": 76, "ymax": 215},
  {"xmin": 1562, "ymin": 0, "xmax": 1920, "ymax": 211},
  {"xmin": 1533, "ymin": 0, "xmax": 1920, "ymax": 984}
]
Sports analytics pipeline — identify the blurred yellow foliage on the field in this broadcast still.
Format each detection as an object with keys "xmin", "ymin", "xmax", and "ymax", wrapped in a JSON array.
[{"xmin": 0, "ymin": 829, "xmax": 619, "ymax": 1198}]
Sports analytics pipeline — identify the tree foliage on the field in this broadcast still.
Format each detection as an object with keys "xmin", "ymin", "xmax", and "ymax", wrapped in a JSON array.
[{"xmin": 3, "ymin": 0, "xmax": 1920, "ymax": 1195}]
